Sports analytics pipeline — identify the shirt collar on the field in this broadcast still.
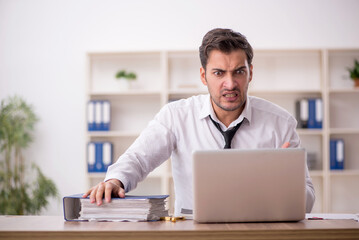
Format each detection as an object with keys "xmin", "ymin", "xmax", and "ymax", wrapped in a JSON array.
[{"xmin": 199, "ymin": 94, "xmax": 252, "ymax": 128}]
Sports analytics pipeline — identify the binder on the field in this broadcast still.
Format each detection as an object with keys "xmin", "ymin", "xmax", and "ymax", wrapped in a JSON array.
[
  {"xmin": 330, "ymin": 139, "xmax": 344, "ymax": 170},
  {"xmin": 307, "ymin": 99, "xmax": 316, "ymax": 128},
  {"xmin": 102, "ymin": 142, "xmax": 113, "ymax": 171},
  {"xmin": 307, "ymin": 98, "xmax": 323, "ymax": 129},
  {"xmin": 87, "ymin": 142, "xmax": 96, "ymax": 172},
  {"xmin": 315, "ymin": 98, "xmax": 323, "ymax": 129},
  {"xmin": 102, "ymin": 100, "xmax": 111, "ymax": 131},
  {"xmin": 87, "ymin": 101, "xmax": 95, "ymax": 131},
  {"xmin": 295, "ymin": 99, "xmax": 308, "ymax": 128},
  {"xmin": 95, "ymin": 101, "xmax": 102, "ymax": 131},
  {"xmin": 87, "ymin": 141, "xmax": 113, "ymax": 172},
  {"xmin": 95, "ymin": 142, "xmax": 103, "ymax": 172},
  {"xmin": 63, "ymin": 194, "xmax": 169, "ymax": 221},
  {"xmin": 88, "ymin": 100, "xmax": 111, "ymax": 131}
]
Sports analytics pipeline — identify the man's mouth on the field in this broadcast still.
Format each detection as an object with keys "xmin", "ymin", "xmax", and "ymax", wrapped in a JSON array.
[{"xmin": 223, "ymin": 93, "xmax": 237, "ymax": 98}]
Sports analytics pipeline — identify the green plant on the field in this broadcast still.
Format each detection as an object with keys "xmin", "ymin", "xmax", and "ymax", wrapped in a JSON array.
[
  {"xmin": 348, "ymin": 59, "xmax": 359, "ymax": 80},
  {"xmin": 0, "ymin": 96, "xmax": 58, "ymax": 215},
  {"xmin": 115, "ymin": 70, "xmax": 137, "ymax": 81}
]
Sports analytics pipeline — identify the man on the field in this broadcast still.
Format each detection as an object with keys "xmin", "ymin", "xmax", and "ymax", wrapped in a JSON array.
[{"xmin": 84, "ymin": 28, "xmax": 315, "ymax": 215}]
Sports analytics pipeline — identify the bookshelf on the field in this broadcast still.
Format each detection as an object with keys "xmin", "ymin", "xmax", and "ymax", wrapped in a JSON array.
[{"xmin": 86, "ymin": 49, "xmax": 359, "ymax": 214}]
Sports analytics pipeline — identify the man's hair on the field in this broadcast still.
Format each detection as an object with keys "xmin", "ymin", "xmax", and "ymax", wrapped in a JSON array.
[{"xmin": 199, "ymin": 28, "xmax": 253, "ymax": 70}]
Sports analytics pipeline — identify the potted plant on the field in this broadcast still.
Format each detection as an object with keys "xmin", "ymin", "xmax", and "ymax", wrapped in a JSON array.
[
  {"xmin": 0, "ymin": 96, "xmax": 58, "ymax": 215},
  {"xmin": 115, "ymin": 70, "xmax": 137, "ymax": 91},
  {"xmin": 348, "ymin": 59, "xmax": 359, "ymax": 87}
]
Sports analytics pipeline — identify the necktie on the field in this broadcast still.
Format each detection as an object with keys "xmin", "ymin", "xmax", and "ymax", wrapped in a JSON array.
[{"xmin": 209, "ymin": 115, "xmax": 243, "ymax": 149}]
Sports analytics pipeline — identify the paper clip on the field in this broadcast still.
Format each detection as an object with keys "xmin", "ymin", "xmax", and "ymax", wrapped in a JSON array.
[{"xmin": 160, "ymin": 216, "xmax": 186, "ymax": 222}]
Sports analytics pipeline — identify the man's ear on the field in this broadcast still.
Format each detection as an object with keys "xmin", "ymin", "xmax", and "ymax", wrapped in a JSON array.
[
  {"xmin": 200, "ymin": 67, "xmax": 207, "ymax": 86},
  {"xmin": 249, "ymin": 64, "xmax": 253, "ymax": 83}
]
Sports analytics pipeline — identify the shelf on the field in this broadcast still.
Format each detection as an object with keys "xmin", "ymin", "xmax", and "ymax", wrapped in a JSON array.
[
  {"xmin": 169, "ymin": 88, "xmax": 207, "ymax": 95},
  {"xmin": 297, "ymin": 129, "xmax": 323, "ymax": 136},
  {"xmin": 249, "ymin": 89, "xmax": 322, "ymax": 95},
  {"xmin": 309, "ymin": 170, "xmax": 323, "ymax": 177},
  {"xmin": 88, "ymin": 166, "xmax": 170, "ymax": 179},
  {"xmin": 329, "ymin": 88, "xmax": 359, "ymax": 93},
  {"xmin": 329, "ymin": 170, "xmax": 359, "ymax": 177},
  {"xmin": 90, "ymin": 90, "xmax": 162, "ymax": 97},
  {"xmin": 329, "ymin": 128, "xmax": 359, "ymax": 135},
  {"xmin": 88, "ymin": 131, "xmax": 140, "ymax": 138},
  {"xmin": 88, "ymin": 172, "xmax": 106, "ymax": 179},
  {"xmin": 86, "ymin": 49, "xmax": 359, "ymax": 214}
]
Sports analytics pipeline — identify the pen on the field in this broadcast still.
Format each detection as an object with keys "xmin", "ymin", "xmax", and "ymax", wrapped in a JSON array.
[{"xmin": 308, "ymin": 217, "xmax": 324, "ymax": 220}]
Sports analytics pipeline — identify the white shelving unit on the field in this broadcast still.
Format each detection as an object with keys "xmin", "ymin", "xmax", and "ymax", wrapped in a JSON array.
[{"xmin": 86, "ymin": 49, "xmax": 359, "ymax": 214}]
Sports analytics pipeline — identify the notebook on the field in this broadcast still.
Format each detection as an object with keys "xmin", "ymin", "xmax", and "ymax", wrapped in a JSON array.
[{"xmin": 192, "ymin": 148, "xmax": 306, "ymax": 223}]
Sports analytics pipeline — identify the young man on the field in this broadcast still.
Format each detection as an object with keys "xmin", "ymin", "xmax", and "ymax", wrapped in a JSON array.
[{"xmin": 84, "ymin": 28, "xmax": 315, "ymax": 215}]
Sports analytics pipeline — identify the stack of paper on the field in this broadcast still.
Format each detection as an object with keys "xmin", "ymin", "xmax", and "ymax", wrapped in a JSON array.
[{"xmin": 79, "ymin": 195, "xmax": 169, "ymax": 222}]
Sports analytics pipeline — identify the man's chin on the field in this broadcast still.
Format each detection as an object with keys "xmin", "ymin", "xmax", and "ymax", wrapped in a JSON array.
[{"xmin": 218, "ymin": 103, "xmax": 243, "ymax": 112}]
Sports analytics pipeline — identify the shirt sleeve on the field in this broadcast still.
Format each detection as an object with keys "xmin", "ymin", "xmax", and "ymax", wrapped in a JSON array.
[
  {"xmin": 305, "ymin": 167, "xmax": 316, "ymax": 213},
  {"xmin": 104, "ymin": 104, "xmax": 176, "ymax": 192},
  {"xmin": 285, "ymin": 115, "xmax": 316, "ymax": 213}
]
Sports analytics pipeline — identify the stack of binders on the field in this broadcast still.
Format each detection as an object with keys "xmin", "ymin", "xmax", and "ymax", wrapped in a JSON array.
[
  {"xmin": 78, "ymin": 195, "xmax": 169, "ymax": 222},
  {"xmin": 330, "ymin": 139, "xmax": 345, "ymax": 170},
  {"xmin": 88, "ymin": 100, "xmax": 111, "ymax": 131},
  {"xmin": 295, "ymin": 98, "xmax": 323, "ymax": 129},
  {"xmin": 87, "ymin": 141, "xmax": 113, "ymax": 172}
]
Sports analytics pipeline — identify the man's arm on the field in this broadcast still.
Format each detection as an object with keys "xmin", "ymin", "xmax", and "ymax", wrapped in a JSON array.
[
  {"xmin": 83, "ymin": 104, "xmax": 176, "ymax": 205},
  {"xmin": 305, "ymin": 170, "xmax": 316, "ymax": 213},
  {"xmin": 284, "ymin": 117, "xmax": 316, "ymax": 213}
]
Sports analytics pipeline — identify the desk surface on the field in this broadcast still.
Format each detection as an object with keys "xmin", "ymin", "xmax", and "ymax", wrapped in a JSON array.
[{"xmin": 0, "ymin": 215, "xmax": 359, "ymax": 240}]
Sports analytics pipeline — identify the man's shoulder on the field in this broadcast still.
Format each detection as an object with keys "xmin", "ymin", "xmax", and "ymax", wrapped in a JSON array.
[
  {"xmin": 167, "ymin": 94, "xmax": 207, "ymax": 111},
  {"xmin": 248, "ymin": 95, "xmax": 293, "ymax": 120}
]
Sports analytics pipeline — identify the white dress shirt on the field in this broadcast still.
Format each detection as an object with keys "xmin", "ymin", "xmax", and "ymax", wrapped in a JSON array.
[{"xmin": 105, "ymin": 94, "xmax": 315, "ymax": 215}]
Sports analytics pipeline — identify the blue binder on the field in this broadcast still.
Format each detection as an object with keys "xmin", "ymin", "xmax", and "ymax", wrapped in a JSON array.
[
  {"xmin": 94, "ymin": 101, "xmax": 102, "ymax": 131},
  {"xmin": 101, "ymin": 101, "xmax": 111, "ymax": 131},
  {"xmin": 307, "ymin": 99, "xmax": 316, "ymax": 129},
  {"xmin": 330, "ymin": 139, "xmax": 344, "ymax": 170},
  {"xmin": 95, "ymin": 142, "xmax": 103, "ymax": 172},
  {"xmin": 315, "ymin": 98, "xmax": 323, "ymax": 129},
  {"xmin": 87, "ymin": 141, "xmax": 113, "ymax": 172},
  {"xmin": 102, "ymin": 142, "xmax": 113, "ymax": 171},
  {"xmin": 87, "ymin": 142, "xmax": 96, "ymax": 172},
  {"xmin": 88, "ymin": 100, "xmax": 111, "ymax": 131},
  {"xmin": 87, "ymin": 101, "xmax": 96, "ymax": 131},
  {"xmin": 308, "ymin": 98, "xmax": 323, "ymax": 129}
]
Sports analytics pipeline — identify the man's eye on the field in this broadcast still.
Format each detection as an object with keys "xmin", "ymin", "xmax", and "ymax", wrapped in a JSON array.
[
  {"xmin": 235, "ymin": 69, "xmax": 245, "ymax": 75},
  {"xmin": 214, "ymin": 71, "xmax": 223, "ymax": 76}
]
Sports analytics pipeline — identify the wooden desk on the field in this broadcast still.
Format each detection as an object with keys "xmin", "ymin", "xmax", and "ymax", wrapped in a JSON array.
[{"xmin": 0, "ymin": 215, "xmax": 358, "ymax": 240}]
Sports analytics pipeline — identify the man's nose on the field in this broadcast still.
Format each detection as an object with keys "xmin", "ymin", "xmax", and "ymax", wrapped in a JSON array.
[{"xmin": 223, "ymin": 74, "xmax": 237, "ymax": 89}]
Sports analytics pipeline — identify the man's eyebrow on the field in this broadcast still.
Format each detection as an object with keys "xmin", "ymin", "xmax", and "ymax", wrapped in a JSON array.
[
  {"xmin": 211, "ymin": 68, "xmax": 225, "ymax": 72},
  {"xmin": 211, "ymin": 66, "xmax": 247, "ymax": 72},
  {"xmin": 234, "ymin": 66, "xmax": 247, "ymax": 70}
]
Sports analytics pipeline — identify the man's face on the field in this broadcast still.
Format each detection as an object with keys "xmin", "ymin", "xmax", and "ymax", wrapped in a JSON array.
[{"xmin": 200, "ymin": 49, "xmax": 253, "ymax": 116}]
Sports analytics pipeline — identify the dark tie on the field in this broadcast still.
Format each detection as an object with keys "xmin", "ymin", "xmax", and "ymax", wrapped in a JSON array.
[{"xmin": 209, "ymin": 115, "xmax": 243, "ymax": 149}]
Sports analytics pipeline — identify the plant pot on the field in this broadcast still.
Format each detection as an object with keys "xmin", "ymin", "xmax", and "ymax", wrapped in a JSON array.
[
  {"xmin": 117, "ymin": 79, "xmax": 131, "ymax": 91},
  {"xmin": 354, "ymin": 78, "xmax": 359, "ymax": 88}
]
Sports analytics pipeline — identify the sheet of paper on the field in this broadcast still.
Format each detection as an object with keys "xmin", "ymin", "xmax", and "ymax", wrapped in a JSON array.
[{"xmin": 306, "ymin": 213, "xmax": 359, "ymax": 221}]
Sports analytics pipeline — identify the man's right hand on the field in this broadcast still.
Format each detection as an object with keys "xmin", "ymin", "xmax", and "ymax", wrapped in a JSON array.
[{"xmin": 82, "ymin": 179, "xmax": 125, "ymax": 206}]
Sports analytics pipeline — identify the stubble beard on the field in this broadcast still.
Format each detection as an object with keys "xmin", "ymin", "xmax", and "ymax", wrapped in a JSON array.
[
  {"xmin": 211, "ymin": 91, "xmax": 246, "ymax": 112},
  {"xmin": 207, "ymin": 80, "xmax": 248, "ymax": 112}
]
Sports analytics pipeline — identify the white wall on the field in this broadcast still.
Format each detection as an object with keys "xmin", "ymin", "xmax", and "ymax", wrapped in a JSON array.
[{"xmin": 1, "ymin": 0, "xmax": 359, "ymax": 215}]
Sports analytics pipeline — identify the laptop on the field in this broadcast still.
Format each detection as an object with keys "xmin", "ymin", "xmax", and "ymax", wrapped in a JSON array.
[{"xmin": 192, "ymin": 148, "xmax": 306, "ymax": 223}]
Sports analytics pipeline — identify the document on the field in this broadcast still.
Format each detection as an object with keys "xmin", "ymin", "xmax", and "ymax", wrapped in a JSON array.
[{"xmin": 78, "ymin": 195, "xmax": 169, "ymax": 222}]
